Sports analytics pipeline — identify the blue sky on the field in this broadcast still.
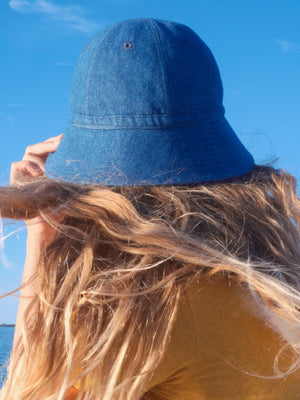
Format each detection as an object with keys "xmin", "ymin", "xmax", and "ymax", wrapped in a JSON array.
[{"xmin": 0, "ymin": 0, "xmax": 300, "ymax": 323}]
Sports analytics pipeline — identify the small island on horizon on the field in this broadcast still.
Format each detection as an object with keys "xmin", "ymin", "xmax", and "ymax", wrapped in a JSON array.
[{"xmin": 0, "ymin": 323, "xmax": 15, "ymax": 327}]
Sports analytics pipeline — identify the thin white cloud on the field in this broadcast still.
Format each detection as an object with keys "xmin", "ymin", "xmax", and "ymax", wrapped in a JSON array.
[
  {"xmin": 6, "ymin": 115, "xmax": 16, "ymax": 123},
  {"xmin": 275, "ymin": 38, "xmax": 300, "ymax": 54},
  {"xmin": 6, "ymin": 103, "xmax": 24, "ymax": 108},
  {"xmin": 0, "ymin": 111, "xmax": 15, "ymax": 123},
  {"xmin": 105, "ymin": 0, "xmax": 139, "ymax": 4},
  {"xmin": 0, "ymin": 218, "xmax": 18, "ymax": 270},
  {"xmin": 9, "ymin": 0, "xmax": 99, "ymax": 33},
  {"xmin": 0, "ymin": 246, "xmax": 13, "ymax": 269}
]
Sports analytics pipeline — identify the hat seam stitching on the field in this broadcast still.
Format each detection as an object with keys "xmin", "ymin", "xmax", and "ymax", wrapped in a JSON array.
[
  {"xmin": 69, "ymin": 106, "xmax": 224, "ymax": 118},
  {"xmin": 148, "ymin": 19, "xmax": 173, "ymax": 114},
  {"xmin": 69, "ymin": 118, "xmax": 223, "ymax": 130},
  {"xmin": 85, "ymin": 26, "xmax": 113, "ymax": 116}
]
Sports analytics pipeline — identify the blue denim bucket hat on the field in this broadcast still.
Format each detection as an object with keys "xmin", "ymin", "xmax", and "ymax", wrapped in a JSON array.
[{"xmin": 45, "ymin": 18, "xmax": 254, "ymax": 186}]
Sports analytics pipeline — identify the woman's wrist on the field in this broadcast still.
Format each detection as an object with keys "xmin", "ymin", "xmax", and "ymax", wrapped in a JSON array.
[
  {"xmin": 26, "ymin": 221, "xmax": 56, "ymax": 248},
  {"xmin": 24, "ymin": 229, "xmax": 50, "ymax": 280}
]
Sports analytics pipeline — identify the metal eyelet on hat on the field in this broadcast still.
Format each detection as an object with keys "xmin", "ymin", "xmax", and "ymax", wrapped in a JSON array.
[{"xmin": 123, "ymin": 42, "xmax": 132, "ymax": 49}]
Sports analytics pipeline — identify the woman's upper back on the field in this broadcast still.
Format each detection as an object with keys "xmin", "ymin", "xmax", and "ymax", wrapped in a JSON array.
[{"xmin": 143, "ymin": 275, "xmax": 300, "ymax": 400}]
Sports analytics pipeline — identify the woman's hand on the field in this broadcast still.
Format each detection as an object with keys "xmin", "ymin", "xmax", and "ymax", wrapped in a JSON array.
[
  {"xmin": 12, "ymin": 135, "xmax": 63, "ymax": 351},
  {"xmin": 10, "ymin": 134, "xmax": 63, "ymax": 245},
  {"xmin": 10, "ymin": 134, "xmax": 63, "ymax": 186}
]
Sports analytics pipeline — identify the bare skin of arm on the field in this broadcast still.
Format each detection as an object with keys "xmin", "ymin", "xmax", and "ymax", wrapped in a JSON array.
[{"xmin": 11, "ymin": 134, "xmax": 63, "ymax": 349}]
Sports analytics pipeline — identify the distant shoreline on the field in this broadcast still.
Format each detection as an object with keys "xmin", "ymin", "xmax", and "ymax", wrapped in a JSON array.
[{"xmin": 0, "ymin": 324, "xmax": 15, "ymax": 328}]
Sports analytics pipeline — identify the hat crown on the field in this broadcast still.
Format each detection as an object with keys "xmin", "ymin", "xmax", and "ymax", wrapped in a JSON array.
[
  {"xmin": 45, "ymin": 18, "xmax": 254, "ymax": 186},
  {"xmin": 69, "ymin": 18, "xmax": 224, "ymax": 129}
]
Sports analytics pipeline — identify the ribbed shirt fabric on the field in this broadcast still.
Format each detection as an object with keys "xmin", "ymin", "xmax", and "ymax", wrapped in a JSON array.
[
  {"xmin": 67, "ymin": 275, "xmax": 300, "ymax": 399},
  {"xmin": 143, "ymin": 276, "xmax": 300, "ymax": 399}
]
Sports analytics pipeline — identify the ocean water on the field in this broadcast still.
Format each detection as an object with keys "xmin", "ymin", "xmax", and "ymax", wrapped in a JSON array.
[{"xmin": 0, "ymin": 327, "xmax": 14, "ymax": 388}]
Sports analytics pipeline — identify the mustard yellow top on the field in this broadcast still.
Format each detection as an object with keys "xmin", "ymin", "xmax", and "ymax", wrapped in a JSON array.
[
  {"xmin": 69, "ymin": 276, "xmax": 300, "ymax": 399},
  {"xmin": 143, "ymin": 276, "xmax": 300, "ymax": 399}
]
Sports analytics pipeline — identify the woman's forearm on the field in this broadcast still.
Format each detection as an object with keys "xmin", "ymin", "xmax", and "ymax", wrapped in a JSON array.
[
  {"xmin": 10, "ymin": 136, "xmax": 62, "ymax": 350},
  {"xmin": 13, "ymin": 231, "xmax": 51, "ymax": 350}
]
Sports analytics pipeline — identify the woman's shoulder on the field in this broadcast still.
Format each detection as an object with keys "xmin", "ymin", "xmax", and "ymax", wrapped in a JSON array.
[
  {"xmin": 144, "ymin": 274, "xmax": 300, "ymax": 399},
  {"xmin": 181, "ymin": 273, "xmax": 283, "ymax": 369}
]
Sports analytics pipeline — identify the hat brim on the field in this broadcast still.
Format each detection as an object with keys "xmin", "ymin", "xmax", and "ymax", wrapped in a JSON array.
[{"xmin": 45, "ymin": 117, "xmax": 254, "ymax": 186}]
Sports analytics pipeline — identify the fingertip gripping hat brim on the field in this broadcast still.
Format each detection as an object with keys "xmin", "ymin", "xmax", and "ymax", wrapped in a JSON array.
[{"xmin": 45, "ymin": 18, "xmax": 254, "ymax": 186}]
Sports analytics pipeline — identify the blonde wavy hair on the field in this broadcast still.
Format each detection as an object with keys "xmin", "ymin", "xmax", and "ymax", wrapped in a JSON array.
[{"xmin": 1, "ymin": 165, "xmax": 300, "ymax": 400}]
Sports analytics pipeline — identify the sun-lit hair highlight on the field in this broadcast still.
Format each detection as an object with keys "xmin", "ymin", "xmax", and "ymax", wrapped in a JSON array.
[{"xmin": 1, "ymin": 165, "xmax": 300, "ymax": 399}]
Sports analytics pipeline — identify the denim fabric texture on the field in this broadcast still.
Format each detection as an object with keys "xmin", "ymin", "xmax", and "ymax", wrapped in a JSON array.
[{"xmin": 45, "ymin": 18, "xmax": 254, "ymax": 186}]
